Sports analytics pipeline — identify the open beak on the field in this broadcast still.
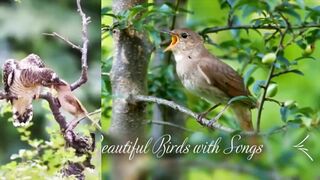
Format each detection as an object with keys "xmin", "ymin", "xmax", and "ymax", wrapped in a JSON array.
[{"xmin": 163, "ymin": 31, "xmax": 179, "ymax": 52}]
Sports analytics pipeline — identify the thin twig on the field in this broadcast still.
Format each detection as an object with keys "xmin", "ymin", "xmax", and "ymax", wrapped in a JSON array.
[{"xmin": 42, "ymin": 32, "xmax": 82, "ymax": 50}]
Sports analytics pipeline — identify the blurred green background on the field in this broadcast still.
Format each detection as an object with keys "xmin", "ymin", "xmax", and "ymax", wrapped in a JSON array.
[{"xmin": 0, "ymin": 0, "xmax": 100, "ymax": 169}]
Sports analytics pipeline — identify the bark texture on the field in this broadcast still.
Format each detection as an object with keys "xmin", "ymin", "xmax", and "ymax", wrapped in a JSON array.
[{"xmin": 110, "ymin": 0, "xmax": 152, "ymax": 179}]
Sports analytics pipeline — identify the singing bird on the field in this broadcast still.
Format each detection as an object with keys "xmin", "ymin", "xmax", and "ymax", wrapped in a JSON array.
[
  {"xmin": 2, "ymin": 54, "xmax": 59, "ymax": 126},
  {"xmin": 53, "ymin": 79, "xmax": 100, "ymax": 130},
  {"xmin": 164, "ymin": 28, "xmax": 256, "ymax": 131}
]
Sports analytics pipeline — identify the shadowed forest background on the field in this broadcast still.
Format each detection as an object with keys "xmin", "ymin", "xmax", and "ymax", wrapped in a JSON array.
[
  {"xmin": 0, "ymin": 0, "xmax": 101, "ymax": 178},
  {"xmin": 103, "ymin": 0, "xmax": 320, "ymax": 179}
]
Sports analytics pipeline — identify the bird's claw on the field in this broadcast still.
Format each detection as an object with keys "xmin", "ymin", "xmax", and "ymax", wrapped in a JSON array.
[
  {"xmin": 207, "ymin": 118, "xmax": 217, "ymax": 127},
  {"xmin": 4, "ymin": 93, "xmax": 18, "ymax": 101},
  {"xmin": 196, "ymin": 113, "xmax": 206, "ymax": 123},
  {"xmin": 54, "ymin": 98, "xmax": 61, "ymax": 107}
]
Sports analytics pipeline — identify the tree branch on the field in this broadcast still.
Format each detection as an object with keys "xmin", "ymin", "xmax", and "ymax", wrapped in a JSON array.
[
  {"xmin": 40, "ymin": 93, "xmax": 67, "ymax": 130},
  {"xmin": 44, "ymin": 0, "xmax": 90, "ymax": 92},
  {"xmin": 70, "ymin": 0, "xmax": 90, "ymax": 91},
  {"xmin": 131, "ymin": 95, "xmax": 256, "ymax": 136},
  {"xmin": 200, "ymin": 23, "xmax": 320, "ymax": 35}
]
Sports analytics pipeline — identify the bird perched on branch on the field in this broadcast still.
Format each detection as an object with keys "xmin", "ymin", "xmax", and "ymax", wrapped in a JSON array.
[
  {"xmin": 164, "ymin": 28, "xmax": 256, "ymax": 131},
  {"xmin": 52, "ymin": 79, "xmax": 101, "ymax": 131},
  {"xmin": 2, "ymin": 54, "xmax": 59, "ymax": 126}
]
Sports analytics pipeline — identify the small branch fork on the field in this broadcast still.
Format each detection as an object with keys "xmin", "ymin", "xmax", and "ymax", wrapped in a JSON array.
[{"xmin": 43, "ymin": 0, "xmax": 90, "ymax": 91}]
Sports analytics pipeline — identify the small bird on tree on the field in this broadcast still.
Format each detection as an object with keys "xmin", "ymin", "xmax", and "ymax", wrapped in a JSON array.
[
  {"xmin": 52, "ymin": 79, "xmax": 101, "ymax": 131},
  {"xmin": 2, "ymin": 54, "xmax": 59, "ymax": 126},
  {"xmin": 164, "ymin": 28, "xmax": 256, "ymax": 131}
]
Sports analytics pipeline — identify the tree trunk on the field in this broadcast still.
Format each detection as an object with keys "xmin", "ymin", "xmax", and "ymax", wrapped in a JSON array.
[{"xmin": 109, "ymin": 0, "xmax": 151, "ymax": 180}]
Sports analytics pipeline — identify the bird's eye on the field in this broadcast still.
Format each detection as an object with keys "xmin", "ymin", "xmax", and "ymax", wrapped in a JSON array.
[{"xmin": 181, "ymin": 32, "xmax": 188, "ymax": 38}]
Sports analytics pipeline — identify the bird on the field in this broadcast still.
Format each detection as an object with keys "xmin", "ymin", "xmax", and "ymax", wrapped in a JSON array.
[
  {"xmin": 52, "ymin": 79, "xmax": 101, "ymax": 131},
  {"xmin": 2, "ymin": 54, "xmax": 59, "ymax": 127},
  {"xmin": 164, "ymin": 28, "xmax": 256, "ymax": 131}
]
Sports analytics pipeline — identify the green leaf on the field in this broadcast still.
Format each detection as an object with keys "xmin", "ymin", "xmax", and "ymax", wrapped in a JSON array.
[
  {"xmin": 287, "ymin": 119, "xmax": 302, "ymax": 128},
  {"xmin": 244, "ymin": 65, "xmax": 257, "ymax": 87},
  {"xmin": 276, "ymin": 54, "xmax": 290, "ymax": 68},
  {"xmin": 253, "ymin": 80, "xmax": 266, "ymax": 96},
  {"xmin": 290, "ymin": 69, "xmax": 304, "ymax": 76},
  {"xmin": 296, "ymin": 39, "xmax": 307, "ymax": 49},
  {"xmin": 298, "ymin": 107, "xmax": 314, "ymax": 117},
  {"xmin": 101, "ymin": 7, "xmax": 112, "ymax": 15},
  {"xmin": 281, "ymin": 8, "xmax": 301, "ymax": 22},
  {"xmin": 296, "ymin": 0, "xmax": 305, "ymax": 9},
  {"xmin": 280, "ymin": 106, "xmax": 289, "ymax": 122},
  {"xmin": 227, "ymin": 0, "xmax": 237, "ymax": 7},
  {"xmin": 294, "ymin": 56, "xmax": 316, "ymax": 62},
  {"xmin": 227, "ymin": 95, "xmax": 257, "ymax": 105}
]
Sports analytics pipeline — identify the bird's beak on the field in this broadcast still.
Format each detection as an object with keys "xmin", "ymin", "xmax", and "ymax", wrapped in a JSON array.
[{"xmin": 163, "ymin": 31, "xmax": 179, "ymax": 52}]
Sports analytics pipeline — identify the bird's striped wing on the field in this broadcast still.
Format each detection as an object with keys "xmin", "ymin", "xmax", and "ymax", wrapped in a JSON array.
[
  {"xmin": 2, "ymin": 59, "xmax": 19, "ymax": 94},
  {"xmin": 19, "ymin": 54, "xmax": 45, "ymax": 69},
  {"xmin": 19, "ymin": 67, "xmax": 57, "ymax": 87}
]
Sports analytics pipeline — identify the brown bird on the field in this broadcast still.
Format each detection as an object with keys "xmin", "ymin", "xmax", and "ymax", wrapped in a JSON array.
[
  {"xmin": 53, "ymin": 79, "xmax": 101, "ymax": 130},
  {"xmin": 164, "ymin": 28, "xmax": 256, "ymax": 131}
]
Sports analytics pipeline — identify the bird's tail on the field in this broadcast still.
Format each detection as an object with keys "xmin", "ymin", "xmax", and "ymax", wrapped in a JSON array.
[
  {"xmin": 231, "ymin": 103, "xmax": 261, "ymax": 146},
  {"xmin": 231, "ymin": 103, "xmax": 253, "ymax": 131},
  {"xmin": 12, "ymin": 100, "xmax": 33, "ymax": 127}
]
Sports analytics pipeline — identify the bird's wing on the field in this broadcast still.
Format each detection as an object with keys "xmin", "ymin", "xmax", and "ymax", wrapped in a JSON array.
[
  {"xmin": 2, "ymin": 59, "xmax": 19, "ymax": 94},
  {"xmin": 19, "ymin": 54, "xmax": 45, "ymax": 69},
  {"xmin": 19, "ymin": 67, "xmax": 56, "ymax": 87},
  {"xmin": 197, "ymin": 55, "xmax": 249, "ymax": 98},
  {"xmin": 64, "ymin": 94, "xmax": 87, "ymax": 116}
]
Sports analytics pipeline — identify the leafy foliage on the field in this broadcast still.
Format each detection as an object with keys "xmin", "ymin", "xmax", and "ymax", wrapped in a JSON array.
[{"xmin": 0, "ymin": 125, "xmax": 86, "ymax": 179}]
